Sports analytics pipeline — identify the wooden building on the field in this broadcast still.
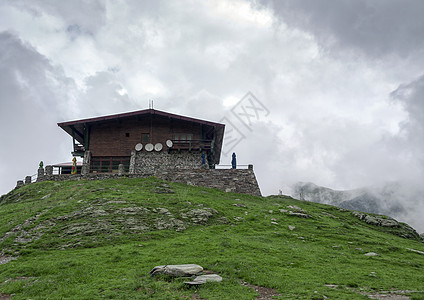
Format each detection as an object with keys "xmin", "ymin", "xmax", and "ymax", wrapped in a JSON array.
[{"xmin": 57, "ymin": 109, "xmax": 225, "ymax": 173}]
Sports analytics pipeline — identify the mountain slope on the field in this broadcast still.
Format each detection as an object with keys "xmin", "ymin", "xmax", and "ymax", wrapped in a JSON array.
[
  {"xmin": 290, "ymin": 181, "xmax": 424, "ymax": 233},
  {"xmin": 1, "ymin": 178, "xmax": 424, "ymax": 299}
]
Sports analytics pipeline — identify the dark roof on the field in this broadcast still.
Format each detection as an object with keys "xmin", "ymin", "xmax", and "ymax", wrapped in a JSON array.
[
  {"xmin": 58, "ymin": 108, "xmax": 225, "ymax": 128},
  {"xmin": 58, "ymin": 109, "xmax": 225, "ymax": 164}
]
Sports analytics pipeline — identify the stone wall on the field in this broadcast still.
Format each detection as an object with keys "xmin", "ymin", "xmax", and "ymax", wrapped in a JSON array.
[
  {"xmin": 36, "ymin": 167, "xmax": 261, "ymax": 196},
  {"xmin": 130, "ymin": 151, "xmax": 204, "ymax": 174}
]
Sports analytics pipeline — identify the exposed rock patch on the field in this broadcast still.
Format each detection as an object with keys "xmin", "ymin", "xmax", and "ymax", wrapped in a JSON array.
[
  {"xmin": 352, "ymin": 211, "xmax": 421, "ymax": 241},
  {"xmin": 180, "ymin": 208, "xmax": 218, "ymax": 224},
  {"xmin": 279, "ymin": 205, "xmax": 311, "ymax": 218}
]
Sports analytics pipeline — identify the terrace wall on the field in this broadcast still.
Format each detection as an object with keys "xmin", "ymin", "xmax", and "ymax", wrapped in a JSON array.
[{"xmin": 34, "ymin": 167, "xmax": 261, "ymax": 197}]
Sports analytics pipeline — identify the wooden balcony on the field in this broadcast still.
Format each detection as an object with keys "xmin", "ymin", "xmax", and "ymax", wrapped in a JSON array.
[{"xmin": 170, "ymin": 139, "xmax": 212, "ymax": 152}]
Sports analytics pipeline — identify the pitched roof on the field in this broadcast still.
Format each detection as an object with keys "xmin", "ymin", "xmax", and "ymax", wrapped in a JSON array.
[{"xmin": 58, "ymin": 109, "xmax": 225, "ymax": 164}]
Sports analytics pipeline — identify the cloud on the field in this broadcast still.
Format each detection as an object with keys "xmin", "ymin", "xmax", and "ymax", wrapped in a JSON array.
[
  {"xmin": 0, "ymin": 32, "xmax": 75, "ymax": 193},
  {"xmin": 260, "ymin": 0, "xmax": 424, "ymax": 58},
  {"xmin": 390, "ymin": 74, "xmax": 424, "ymax": 177}
]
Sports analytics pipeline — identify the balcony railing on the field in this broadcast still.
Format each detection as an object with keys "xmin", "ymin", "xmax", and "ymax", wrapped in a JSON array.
[{"xmin": 170, "ymin": 139, "xmax": 212, "ymax": 152}]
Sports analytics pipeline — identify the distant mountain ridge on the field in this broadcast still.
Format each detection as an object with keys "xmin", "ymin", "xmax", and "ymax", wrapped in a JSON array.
[{"xmin": 287, "ymin": 181, "xmax": 423, "ymax": 232}]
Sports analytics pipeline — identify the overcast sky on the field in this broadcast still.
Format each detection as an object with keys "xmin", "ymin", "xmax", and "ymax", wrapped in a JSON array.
[{"xmin": 1, "ymin": 0, "xmax": 424, "ymax": 229}]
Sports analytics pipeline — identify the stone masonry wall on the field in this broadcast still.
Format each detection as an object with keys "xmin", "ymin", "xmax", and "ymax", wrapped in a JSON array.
[
  {"xmin": 37, "ymin": 168, "xmax": 261, "ymax": 196},
  {"xmin": 131, "ymin": 151, "xmax": 203, "ymax": 174}
]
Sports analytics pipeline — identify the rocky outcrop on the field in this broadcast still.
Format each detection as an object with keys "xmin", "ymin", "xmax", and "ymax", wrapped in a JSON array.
[{"xmin": 352, "ymin": 211, "xmax": 422, "ymax": 241}]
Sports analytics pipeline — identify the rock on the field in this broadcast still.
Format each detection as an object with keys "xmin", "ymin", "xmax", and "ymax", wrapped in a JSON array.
[
  {"xmin": 379, "ymin": 218, "xmax": 399, "ymax": 227},
  {"xmin": 181, "ymin": 208, "xmax": 218, "ymax": 224},
  {"xmin": 150, "ymin": 264, "xmax": 203, "ymax": 277},
  {"xmin": 364, "ymin": 252, "xmax": 379, "ymax": 256},
  {"xmin": 154, "ymin": 218, "xmax": 186, "ymax": 231},
  {"xmin": 41, "ymin": 193, "xmax": 51, "ymax": 200},
  {"xmin": 152, "ymin": 187, "xmax": 175, "ymax": 194},
  {"xmin": 352, "ymin": 211, "xmax": 365, "ymax": 220},
  {"xmin": 288, "ymin": 225, "xmax": 295, "ymax": 231},
  {"xmin": 288, "ymin": 211, "xmax": 310, "ymax": 218},
  {"xmin": 233, "ymin": 203, "xmax": 246, "ymax": 208},
  {"xmin": 0, "ymin": 255, "xmax": 17, "ymax": 265},
  {"xmin": 271, "ymin": 221, "xmax": 279, "ymax": 225},
  {"xmin": 406, "ymin": 248, "xmax": 424, "ymax": 255},
  {"xmin": 185, "ymin": 274, "xmax": 223, "ymax": 285},
  {"xmin": 321, "ymin": 212, "xmax": 337, "ymax": 218},
  {"xmin": 353, "ymin": 212, "xmax": 400, "ymax": 228},
  {"xmin": 287, "ymin": 205, "xmax": 304, "ymax": 212},
  {"xmin": 155, "ymin": 208, "xmax": 171, "ymax": 215},
  {"xmin": 364, "ymin": 215, "xmax": 380, "ymax": 226}
]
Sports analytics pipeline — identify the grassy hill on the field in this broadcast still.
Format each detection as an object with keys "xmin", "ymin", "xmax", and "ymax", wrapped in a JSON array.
[{"xmin": 1, "ymin": 177, "xmax": 424, "ymax": 299}]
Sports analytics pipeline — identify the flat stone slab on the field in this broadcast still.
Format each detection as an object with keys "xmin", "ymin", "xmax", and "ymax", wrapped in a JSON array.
[
  {"xmin": 150, "ymin": 264, "xmax": 203, "ymax": 277},
  {"xmin": 185, "ymin": 274, "xmax": 223, "ymax": 285},
  {"xmin": 364, "ymin": 252, "xmax": 379, "ymax": 256}
]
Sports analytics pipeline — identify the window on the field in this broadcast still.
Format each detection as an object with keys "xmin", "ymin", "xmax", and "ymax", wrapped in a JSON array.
[
  {"xmin": 142, "ymin": 133, "xmax": 149, "ymax": 143},
  {"xmin": 173, "ymin": 133, "xmax": 193, "ymax": 142},
  {"xmin": 125, "ymin": 132, "xmax": 130, "ymax": 137},
  {"xmin": 91, "ymin": 157, "xmax": 130, "ymax": 173}
]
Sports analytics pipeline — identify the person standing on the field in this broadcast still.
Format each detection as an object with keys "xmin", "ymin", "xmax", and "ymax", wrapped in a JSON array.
[{"xmin": 231, "ymin": 152, "xmax": 236, "ymax": 169}]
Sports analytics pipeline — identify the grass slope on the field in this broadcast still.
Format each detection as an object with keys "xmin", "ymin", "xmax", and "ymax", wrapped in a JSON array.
[{"xmin": 0, "ymin": 177, "xmax": 424, "ymax": 299}]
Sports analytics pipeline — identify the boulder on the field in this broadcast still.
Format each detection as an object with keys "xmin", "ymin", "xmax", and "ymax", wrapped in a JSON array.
[
  {"xmin": 150, "ymin": 264, "xmax": 203, "ymax": 277},
  {"xmin": 379, "ymin": 218, "xmax": 399, "ymax": 227},
  {"xmin": 364, "ymin": 215, "xmax": 379, "ymax": 226},
  {"xmin": 185, "ymin": 274, "xmax": 223, "ymax": 285}
]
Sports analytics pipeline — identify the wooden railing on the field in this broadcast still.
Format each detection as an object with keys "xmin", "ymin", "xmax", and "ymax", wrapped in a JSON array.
[{"xmin": 170, "ymin": 139, "xmax": 213, "ymax": 151}]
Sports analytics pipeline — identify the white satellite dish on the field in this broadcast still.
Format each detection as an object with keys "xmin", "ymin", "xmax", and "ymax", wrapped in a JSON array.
[
  {"xmin": 145, "ymin": 143, "xmax": 154, "ymax": 152},
  {"xmin": 154, "ymin": 143, "xmax": 163, "ymax": 151},
  {"xmin": 166, "ymin": 140, "xmax": 173, "ymax": 147},
  {"xmin": 135, "ymin": 143, "xmax": 143, "ymax": 151}
]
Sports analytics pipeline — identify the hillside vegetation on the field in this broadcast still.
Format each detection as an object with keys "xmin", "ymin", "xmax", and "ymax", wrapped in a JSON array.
[{"xmin": 1, "ymin": 177, "xmax": 424, "ymax": 299}]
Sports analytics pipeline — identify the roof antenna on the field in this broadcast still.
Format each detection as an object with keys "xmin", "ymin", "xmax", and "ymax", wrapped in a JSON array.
[{"xmin": 149, "ymin": 99, "xmax": 154, "ymax": 109}]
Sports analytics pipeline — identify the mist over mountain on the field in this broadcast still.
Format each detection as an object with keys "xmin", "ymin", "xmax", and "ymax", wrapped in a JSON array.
[{"xmin": 283, "ymin": 181, "xmax": 424, "ymax": 233}]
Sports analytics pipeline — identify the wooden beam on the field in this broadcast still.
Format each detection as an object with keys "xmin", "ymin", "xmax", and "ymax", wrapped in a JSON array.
[
  {"xmin": 69, "ymin": 125, "xmax": 84, "ymax": 140},
  {"xmin": 84, "ymin": 123, "xmax": 90, "ymax": 151}
]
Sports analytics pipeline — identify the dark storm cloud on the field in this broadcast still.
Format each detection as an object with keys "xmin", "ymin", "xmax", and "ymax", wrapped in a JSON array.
[
  {"xmin": 0, "ymin": 32, "xmax": 74, "ymax": 194},
  {"xmin": 260, "ymin": 0, "xmax": 424, "ymax": 57}
]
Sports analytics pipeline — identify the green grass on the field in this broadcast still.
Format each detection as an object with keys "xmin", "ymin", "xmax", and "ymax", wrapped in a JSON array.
[{"xmin": 1, "ymin": 177, "xmax": 424, "ymax": 299}]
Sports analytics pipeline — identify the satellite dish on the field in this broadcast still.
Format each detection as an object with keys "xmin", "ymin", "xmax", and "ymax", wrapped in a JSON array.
[
  {"xmin": 145, "ymin": 143, "xmax": 154, "ymax": 152},
  {"xmin": 135, "ymin": 143, "xmax": 143, "ymax": 151},
  {"xmin": 154, "ymin": 143, "xmax": 163, "ymax": 151},
  {"xmin": 166, "ymin": 140, "xmax": 173, "ymax": 147}
]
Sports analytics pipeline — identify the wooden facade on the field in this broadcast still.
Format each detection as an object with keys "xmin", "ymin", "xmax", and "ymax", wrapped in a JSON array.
[{"xmin": 58, "ymin": 109, "xmax": 225, "ymax": 172}]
